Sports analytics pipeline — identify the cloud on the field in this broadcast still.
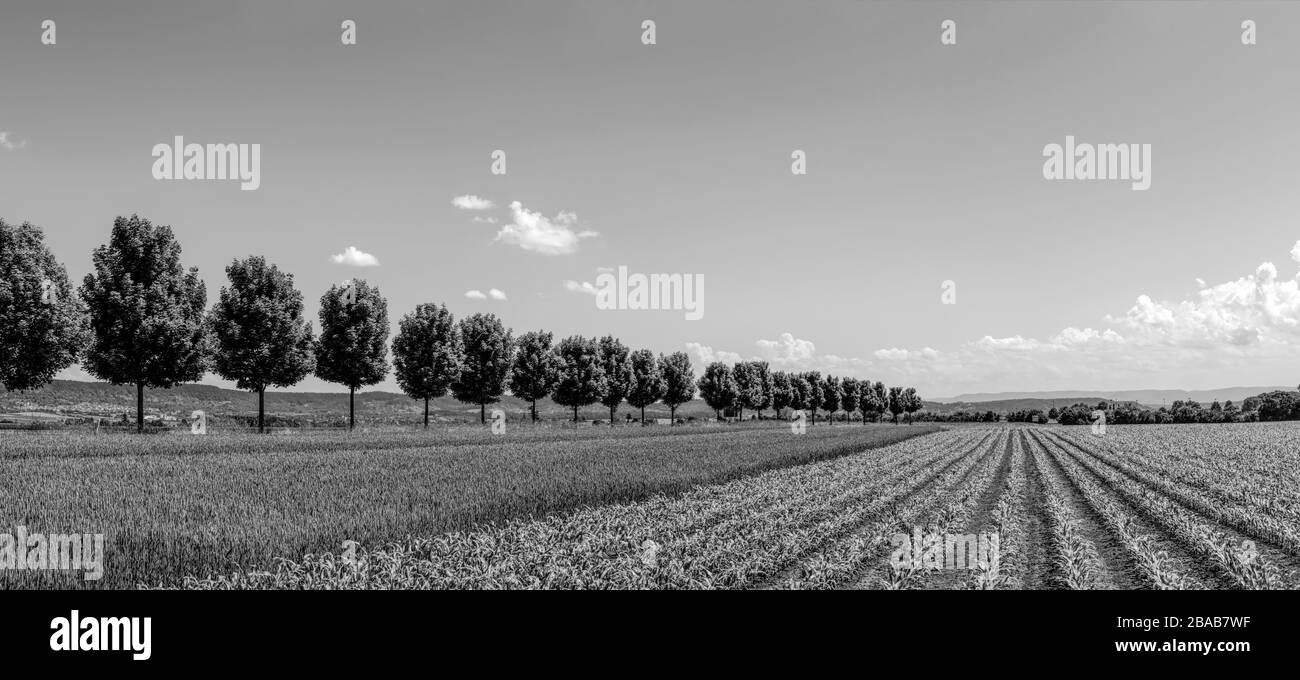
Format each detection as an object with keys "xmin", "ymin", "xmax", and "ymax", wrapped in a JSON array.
[
  {"xmin": 685, "ymin": 342, "xmax": 743, "ymax": 366},
  {"xmin": 330, "ymin": 246, "xmax": 379, "ymax": 267},
  {"xmin": 494, "ymin": 201, "xmax": 598, "ymax": 255},
  {"xmin": 472, "ymin": 216, "xmax": 498, "ymax": 224},
  {"xmin": 1291, "ymin": 240, "xmax": 1300, "ymax": 264},
  {"xmin": 452, "ymin": 195, "xmax": 495, "ymax": 210},
  {"xmin": 563, "ymin": 280, "xmax": 599, "ymax": 296},
  {"xmin": 465, "ymin": 288, "xmax": 507, "ymax": 301},
  {"xmin": 0, "ymin": 132, "xmax": 25, "ymax": 151},
  {"xmin": 684, "ymin": 243, "xmax": 1300, "ymax": 394}
]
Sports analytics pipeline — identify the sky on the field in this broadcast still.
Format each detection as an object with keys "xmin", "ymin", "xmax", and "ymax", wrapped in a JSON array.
[{"xmin": 3, "ymin": 0, "xmax": 1300, "ymax": 398}]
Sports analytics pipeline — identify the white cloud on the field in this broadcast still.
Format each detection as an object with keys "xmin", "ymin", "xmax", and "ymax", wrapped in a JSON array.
[
  {"xmin": 494, "ymin": 201, "xmax": 599, "ymax": 255},
  {"xmin": 684, "ymin": 244, "xmax": 1300, "ymax": 394},
  {"xmin": 488, "ymin": 288, "xmax": 507, "ymax": 301},
  {"xmin": 464, "ymin": 290, "xmax": 487, "ymax": 300},
  {"xmin": 330, "ymin": 246, "xmax": 379, "ymax": 267},
  {"xmin": 452, "ymin": 194, "xmax": 495, "ymax": 210},
  {"xmin": 1291, "ymin": 240, "xmax": 1300, "ymax": 264},
  {"xmin": 465, "ymin": 288, "xmax": 506, "ymax": 301},
  {"xmin": 685, "ymin": 342, "xmax": 743, "ymax": 367},
  {"xmin": 563, "ymin": 280, "xmax": 599, "ymax": 296},
  {"xmin": 0, "ymin": 132, "xmax": 25, "ymax": 151},
  {"xmin": 472, "ymin": 215, "xmax": 498, "ymax": 224}
]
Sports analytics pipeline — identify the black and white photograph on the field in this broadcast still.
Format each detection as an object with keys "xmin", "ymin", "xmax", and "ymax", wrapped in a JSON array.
[{"xmin": 1, "ymin": 0, "xmax": 1298, "ymax": 668}]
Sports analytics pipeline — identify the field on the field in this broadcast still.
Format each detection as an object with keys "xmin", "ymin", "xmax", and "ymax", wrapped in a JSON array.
[
  {"xmin": 0, "ymin": 421, "xmax": 936, "ymax": 588},
  {"xmin": 178, "ymin": 423, "xmax": 1300, "ymax": 590}
]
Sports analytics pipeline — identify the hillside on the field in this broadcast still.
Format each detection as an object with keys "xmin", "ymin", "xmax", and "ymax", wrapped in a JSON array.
[{"xmin": 934, "ymin": 387, "xmax": 1290, "ymax": 407}]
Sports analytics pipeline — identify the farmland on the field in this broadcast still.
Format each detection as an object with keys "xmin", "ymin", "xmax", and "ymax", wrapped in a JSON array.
[
  {"xmin": 0, "ymin": 421, "xmax": 935, "ymax": 588},
  {"xmin": 178, "ymin": 423, "xmax": 1300, "ymax": 590}
]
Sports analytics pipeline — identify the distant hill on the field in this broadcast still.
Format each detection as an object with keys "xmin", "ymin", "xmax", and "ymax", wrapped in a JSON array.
[
  {"xmin": 922, "ymin": 398, "xmax": 1140, "ymax": 414},
  {"xmin": 0, "ymin": 379, "xmax": 718, "ymax": 425},
  {"xmin": 933, "ymin": 387, "xmax": 1291, "ymax": 408}
]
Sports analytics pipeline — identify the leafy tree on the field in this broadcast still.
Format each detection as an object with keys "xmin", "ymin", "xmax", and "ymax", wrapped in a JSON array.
[
  {"xmin": 392, "ymin": 303, "xmax": 462, "ymax": 428},
  {"xmin": 314, "ymin": 279, "xmax": 389, "ymax": 430},
  {"xmin": 729, "ymin": 362, "xmax": 754, "ymax": 420},
  {"xmin": 508, "ymin": 330, "xmax": 557, "ymax": 422},
  {"xmin": 735, "ymin": 360, "xmax": 772, "ymax": 419},
  {"xmin": 841, "ymin": 378, "xmax": 860, "ymax": 423},
  {"xmin": 770, "ymin": 370, "xmax": 794, "ymax": 419},
  {"xmin": 801, "ymin": 371, "xmax": 823, "ymax": 425},
  {"xmin": 598, "ymin": 335, "xmax": 632, "ymax": 426},
  {"xmin": 80, "ymin": 215, "xmax": 207, "ymax": 432},
  {"xmin": 698, "ymin": 362, "xmax": 738, "ymax": 421},
  {"xmin": 451, "ymin": 313, "xmax": 513, "ymax": 424},
  {"xmin": 625, "ymin": 348, "xmax": 664, "ymax": 424},
  {"xmin": 658, "ymin": 352, "xmax": 695, "ymax": 424},
  {"xmin": 902, "ymin": 387, "xmax": 923, "ymax": 424},
  {"xmin": 0, "ymin": 219, "xmax": 87, "ymax": 392},
  {"xmin": 887, "ymin": 386, "xmax": 905, "ymax": 424},
  {"xmin": 821, "ymin": 374, "xmax": 842, "ymax": 425},
  {"xmin": 552, "ymin": 335, "xmax": 606, "ymax": 422},
  {"xmin": 209, "ymin": 256, "xmax": 315, "ymax": 433}
]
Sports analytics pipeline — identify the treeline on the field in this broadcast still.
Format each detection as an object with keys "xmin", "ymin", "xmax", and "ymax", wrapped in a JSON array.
[
  {"xmin": 1052, "ymin": 393, "xmax": 1300, "ymax": 424},
  {"xmin": 0, "ymin": 215, "xmax": 925, "ymax": 433}
]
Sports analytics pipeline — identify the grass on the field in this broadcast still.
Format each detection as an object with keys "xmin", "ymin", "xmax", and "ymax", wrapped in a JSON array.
[{"xmin": 0, "ymin": 421, "xmax": 938, "ymax": 588}]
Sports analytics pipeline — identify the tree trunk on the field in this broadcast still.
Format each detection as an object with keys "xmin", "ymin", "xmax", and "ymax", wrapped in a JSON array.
[
  {"xmin": 640, "ymin": 406, "xmax": 645, "ymax": 425},
  {"xmin": 530, "ymin": 399, "xmax": 537, "ymax": 422},
  {"xmin": 609, "ymin": 405, "xmax": 616, "ymax": 426},
  {"xmin": 670, "ymin": 405, "xmax": 676, "ymax": 425},
  {"xmin": 136, "ymin": 382, "xmax": 144, "ymax": 433},
  {"xmin": 424, "ymin": 397, "xmax": 430, "ymax": 429},
  {"xmin": 810, "ymin": 410, "xmax": 816, "ymax": 426},
  {"xmin": 572, "ymin": 405, "xmax": 579, "ymax": 422},
  {"xmin": 349, "ymin": 386, "xmax": 356, "ymax": 430},
  {"xmin": 480, "ymin": 402, "xmax": 486, "ymax": 424},
  {"xmin": 258, "ymin": 387, "xmax": 266, "ymax": 434}
]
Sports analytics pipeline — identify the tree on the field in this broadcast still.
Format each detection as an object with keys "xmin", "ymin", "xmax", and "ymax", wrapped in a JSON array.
[
  {"xmin": 392, "ymin": 303, "xmax": 462, "ymax": 428},
  {"xmin": 209, "ymin": 257, "xmax": 315, "ymax": 433},
  {"xmin": 0, "ymin": 219, "xmax": 87, "ymax": 392},
  {"xmin": 734, "ymin": 360, "xmax": 772, "ymax": 419},
  {"xmin": 552, "ymin": 336, "xmax": 606, "ymax": 422},
  {"xmin": 314, "ymin": 279, "xmax": 389, "ymax": 430},
  {"xmin": 887, "ymin": 386, "xmax": 905, "ymax": 424},
  {"xmin": 450, "ymin": 313, "xmax": 513, "ymax": 424},
  {"xmin": 625, "ymin": 348, "xmax": 664, "ymax": 424},
  {"xmin": 802, "ymin": 371, "xmax": 823, "ymax": 425},
  {"xmin": 841, "ymin": 378, "xmax": 860, "ymax": 424},
  {"xmin": 771, "ymin": 371, "xmax": 794, "ymax": 419},
  {"xmin": 903, "ymin": 387, "xmax": 923, "ymax": 424},
  {"xmin": 658, "ymin": 352, "xmax": 695, "ymax": 424},
  {"xmin": 789, "ymin": 373, "xmax": 808, "ymax": 415},
  {"xmin": 80, "ymin": 215, "xmax": 207, "ymax": 432},
  {"xmin": 728, "ymin": 362, "xmax": 754, "ymax": 420},
  {"xmin": 821, "ymin": 374, "xmax": 842, "ymax": 425},
  {"xmin": 508, "ymin": 330, "xmax": 557, "ymax": 422},
  {"xmin": 698, "ymin": 362, "xmax": 738, "ymax": 421},
  {"xmin": 598, "ymin": 335, "xmax": 633, "ymax": 426},
  {"xmin": 858, "ymin": 379, "xmax": 881, "ymax": 424}
]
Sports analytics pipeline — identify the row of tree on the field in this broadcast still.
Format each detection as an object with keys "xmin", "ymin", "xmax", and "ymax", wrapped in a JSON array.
[
  {"xmin": 1052, "ymin": 395, "xmax": 1300, "ymax": 424},
  {"xmin": 1, "ymin": 215, "xmax": 928, "ymax": 433},
  {"xmin": 695, "ymin": 362, "xmax": 924, "ymax": 424}
]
